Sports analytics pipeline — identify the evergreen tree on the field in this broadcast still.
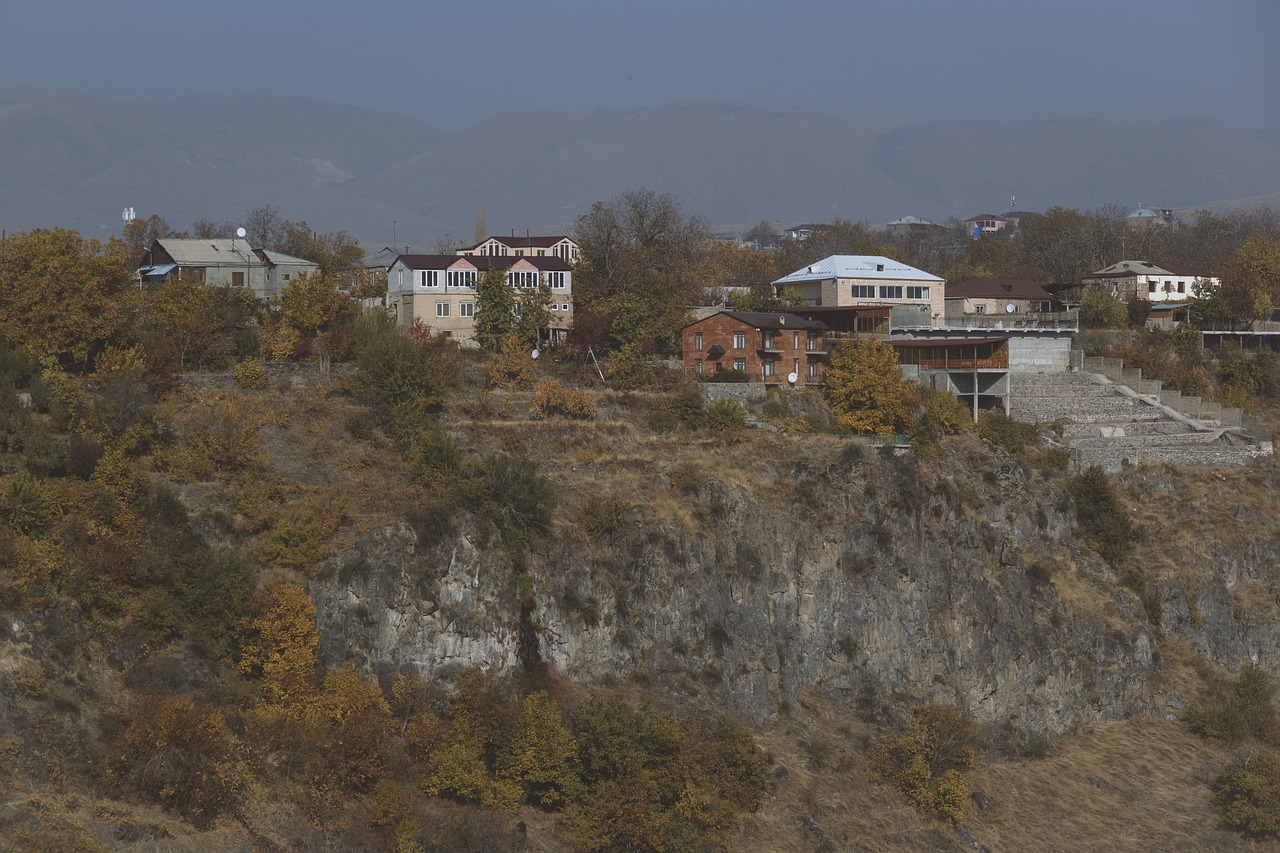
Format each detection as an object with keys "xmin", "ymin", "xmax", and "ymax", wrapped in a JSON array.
[{"xmin": 474, "ymin": 268, "xmax": 515, "ymax": 351}]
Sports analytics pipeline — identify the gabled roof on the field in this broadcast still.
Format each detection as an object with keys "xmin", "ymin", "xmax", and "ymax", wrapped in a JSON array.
[
  {"xmin": 773, "ymin": 255, "xmax": 943, "ymax": 286},
  {"xmin": 256, "ymin": 249, "xmax": 315, "ymax": 267},
  {"xmin": 150, "ymin": 238, "xmax": 255, "ymax": 266},
  {"xmin": 946, "ymin": 278, "xmax": 1053, "ymax": 300},
  {"xmin": 886, "ymin": 216, "xmax": 936, "ymax": 227},
  {"xmin": 1085, "ymin": 260, "xmax": 1211, "ymax": 279},
  {"xmin": 395, "ymin": 254, "xmax": 571, "ymax": 272},
  {"xmin": 463, "ymin": 234, "xmax": 573, "ymax": 251},
  {"xmin": 964, "ymin": 214, "xmax": 1006, "ymax": 223},
  {"xmin": 686, "ymin": 310, "xmax": 827, "ymax": 332}
]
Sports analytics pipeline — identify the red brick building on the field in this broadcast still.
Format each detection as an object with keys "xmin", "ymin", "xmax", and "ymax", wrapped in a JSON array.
[{"xmin": 682, "ymin": 310, "xmax": 829, "ymax": 384}]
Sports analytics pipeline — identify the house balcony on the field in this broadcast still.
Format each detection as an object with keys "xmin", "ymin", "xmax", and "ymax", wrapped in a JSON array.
[{"xmin": 944, "ymin": 310, "xmax": 1079, "ymax": 331}]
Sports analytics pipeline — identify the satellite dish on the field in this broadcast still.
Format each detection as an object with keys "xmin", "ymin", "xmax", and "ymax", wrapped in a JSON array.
[
  {"xmin": 236, "ymin": 227, "xmax": 247, "ymax": 239},
  {"xmin": 787, "ymin": 372, "xmax": 799, "ymax": 384},
  {"xmin": 530, "ymin": 348, "xmax": 540, "ymax": 360},
  {"xmin": 1005, "ymin": 303, "xmax": 1016, "ymax": 313}
]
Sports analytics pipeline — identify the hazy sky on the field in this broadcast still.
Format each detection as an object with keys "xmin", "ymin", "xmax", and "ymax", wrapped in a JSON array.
[{"xmin": 2, "ymin": 0, "xmax": 1277, "ymax": 128}]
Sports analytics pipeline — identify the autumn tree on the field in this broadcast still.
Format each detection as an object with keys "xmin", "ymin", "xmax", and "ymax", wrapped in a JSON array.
[
  {"xmin": 869, "ymin": 703, "xmax": 978, "ymax": 823},
  {"xmin": 824, "ymin": 338, "xmax": 918, "ymax": 435},
  {"xmin": 572, "ymin": 188, "xmax": 712, "ymax": 354},
  {"xmin": 142, "ymin": 272, "xmax": 231, "ymax": 371},
  {"xmin": 1220, "ymin": 235, "xmax": 1280, "ymax": 321},
  {"xmin": 496, "ymin": 691, "xmax": 583, "ymax": 809},
  {"xmin": 275, "ymin": 219, "xmax": 365, "ymax": 280},
  {"xmin": 0, "ymin": 228, "xmax": 137, "ymax": 365},
  {"xmin": 1014, "ymin": 206, "xmax": 1122, "ymax": 285},
  {"xmin": 238, "ymin": 583, "xmax": 319, "ymax": 705},
  {"xmin": 772, "ymin": 219, "xmax": 891, "ymax": 274},
  {"xmin": 740, "ymin": 220, "xmax": 781, "ymax": 248},
  {"xmin": 122, "ymin": 213, "xmax": 186, "ymax": 265}
]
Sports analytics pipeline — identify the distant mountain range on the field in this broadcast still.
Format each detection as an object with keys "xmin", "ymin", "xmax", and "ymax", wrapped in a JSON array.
[{"xmin": 2, "ymin": 81, "xmax": 1278, "ymax": 248}]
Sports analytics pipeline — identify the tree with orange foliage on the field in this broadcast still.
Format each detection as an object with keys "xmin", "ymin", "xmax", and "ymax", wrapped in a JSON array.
[{"xmin": 237, "ymin": 583, "xmax": 318, "ymax": 705}]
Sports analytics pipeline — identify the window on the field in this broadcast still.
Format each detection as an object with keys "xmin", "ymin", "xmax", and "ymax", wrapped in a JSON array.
[
  {"xmin": 733, "ymin": 331, "xmax": 746, "ymax": 349},
  {"xmin": 793, "ymin": 331, "xmax": 800, "ymax": 349},
  {"xmin": 447, "ymin": 270, "xmax": 476, "ymax": 288},
  {"xmin": 513, "ymin": 303, "xmax": 522, "ymax": 317},
  {"xmin": 807, "ymin": 360, "xmax": 817, "ymax": 377},
  {"xmin": 733, "ymin": 358, "xmax": 746, "ymax": 372},
  {"xmin": 694, "ymin": 332, "xmax": 703, "ymax": 350},
  {"xmin": 436, "ymin": 301, "xmax": 450, "ymax": 318},
  {"xmin": 561, "ymin": 304, "xmax": 569, "ymax": 311},
  {"xmin": 763, "ymin": 331, "xmax": 776, "ymax": 349},
  {"xmin": 906, "ymin": 286, "xmax": 929, "ymax": 300},
  {"xmin": 879, "ymin": 285, "xmax": 903, "ymax": 299},
  {"xmin": 550, "ymin": 304, "xmax": 559, "ymax": 311},
  {"xmin": 851, "ymin": 285, "xmax": 876, "ymax": 299},
  {"xmin": 695, "ymin": 359, "xmax": 703, "ymax": 375},
  {"xmin": 763, "ymin": 360, "xmax": 775, "ymax": 377},
  {"xmin": 232, "ymin": 271, "xmax": 245, "ymax": 287},
  {"xmin": 807, "ymin": 331, "xmax": 819, "ymax": 351},
  {"xmin": 792, "ymin": 358, "xmax": 800, "ymax": 376},
  {"xmin": 1178, "ymin": 281, "xmax": 1186, "ymax": 293},
  {"xmin": 282, "ymin": 274, "xmax": 290, "ymax": 282},
  {"xmin": 974, "ymin": 304, "xmax": 986, "ymax": 314},
  {"xmin": 1149, "ymin": 282, "xmax": 1158, "ymax": 294},
  {"xmin": 547, "ymin": 271, "xmax": 567, "ymax": 289},
  {"xmin": 418, "ymin": 270, "xmax": 439, "ymax": 288},
  {"xmin": 459, "ymin": 302, "xmax": 474, "ymax": 317}
]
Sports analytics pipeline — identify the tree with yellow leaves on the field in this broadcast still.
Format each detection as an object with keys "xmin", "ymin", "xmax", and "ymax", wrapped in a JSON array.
[
  {"xmin": 237, "ymin": 583, "xmax": 318, "ymax": 705},
  {"xmin": 825, "ymin": 338, "xmax": 918, "ymax": 435}
]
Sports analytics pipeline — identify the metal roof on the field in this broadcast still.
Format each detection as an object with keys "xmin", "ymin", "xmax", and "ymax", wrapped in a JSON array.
[
  {"xmin": 773, "ymin": 255, "xmax": 943, "ymax": 286},
  {"xmin": 154, "ymin": 238, "xmax": 255, "ymax": 266}
]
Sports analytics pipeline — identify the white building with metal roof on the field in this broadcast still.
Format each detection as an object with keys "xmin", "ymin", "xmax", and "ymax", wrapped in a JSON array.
[
  {"xmin": 773, "ymin": 255, "xmax": 946, "ymax": 326},
  {"xmin": 138, "ymin": 238, "xmax": 319, "ymax": 300}
]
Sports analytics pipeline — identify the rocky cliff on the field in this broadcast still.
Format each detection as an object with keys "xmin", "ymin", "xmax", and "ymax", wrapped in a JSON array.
[{"xmin": 308, "ymin": 434, "xmax": 1210, "ymax": 736}]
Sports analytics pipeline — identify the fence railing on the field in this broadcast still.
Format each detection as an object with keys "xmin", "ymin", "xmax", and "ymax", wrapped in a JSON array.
[
  {"xmin": 945, "ymin": 310, "xmax": 1079, "ymax": 331},
  {"xmin": 1080, "ymin": 354, "xmax": 1247, "ymax": 429}
]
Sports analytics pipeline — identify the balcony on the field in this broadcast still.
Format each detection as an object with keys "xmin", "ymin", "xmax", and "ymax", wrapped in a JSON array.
[{"xmin": 944, "ymin": 310, "xmax": 1079, "ymax": 331}]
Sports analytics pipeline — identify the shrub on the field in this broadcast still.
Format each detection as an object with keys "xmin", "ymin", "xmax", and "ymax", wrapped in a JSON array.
[
  {"xmin": 1070, "ymin": 466, "xmax": 1136, "ymax": 566},
  {"xmin": 1216, "ymin": 748, "xmax": 1280, "ymax": 837},
  {"xmin": 486, "ymin": 330, "xmax": 534, "ymax": 389},
  {"xmin": 532, "ymin": 381, "xmax": 596, "ymax": 420},
  {"xmin": 706, "ymin": 397, "xmax": 748, "ymax": 431},
  {"xmin": 1, "ymin": 471, "xmax": 55, "ymax": 536},
  {"xmin": 977, "ymin": 410, "xmax": 1040, "ymax": 454},
  {"xmin": 704, "ymin": 367, "xmax": 748, "ymax": 383},
  {"xmin": 650, "ymin": 387, "xmax": 706, "ymax": 432},
  {"xmin": 481, "ymin": 453, "xmax": 556, "ymax": 539},
  {"xmin": 1187, "ymin": 663, "xmax": 1276, "ymax": 744},
  {"xmin": 233, "ymin": 357, "xmax": 269, "ymax": 390},
  {"xmin": 1127, "ymin": 298, "xmax": 1153, "ymax": 328},
  {"xmin": 1079, "ymin": 288, "xmax": 1126, "ymax": 329},
  {"xmin": 67, "ymin": 433, "xmax": 103, "ymax": 479},
  {"xmin": 868, "ymin": 703, "xmax": 978, "ymax": 823}
]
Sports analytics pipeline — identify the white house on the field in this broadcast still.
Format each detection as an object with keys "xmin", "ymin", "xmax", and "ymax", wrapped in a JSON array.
[
  {"xmin": 772, "ymin": 255, "xmax": 946, "ymax": 327},
  {"xmin": 138, "ymin": 238, "xmax": 318, "ymax": 300},
  {"xmin": 386, "ymin": 254, "xmax": 573, "ymax": 343},
  {"xmin": 1081, "ymin": 260, "xmax": 1219, "ymax": 304}
]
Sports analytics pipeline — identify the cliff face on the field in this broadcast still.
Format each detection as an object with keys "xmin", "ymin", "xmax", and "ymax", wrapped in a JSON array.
[{"xmin": 310, "ymin": 438, "xmax": 1179, "ymax": 734}]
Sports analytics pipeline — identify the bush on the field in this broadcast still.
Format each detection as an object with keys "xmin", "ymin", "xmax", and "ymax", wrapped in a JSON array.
[
  {"xmin": 977, "ymin": 410, "xmax": 1040, "ymax": 454},
  {"xmin": 868, "ymin": 703, "xmax": 978, "ymax": 823},
  {"xmin": 1188, "ymin": 663, "xmax": 1276, "ymax": 744},
  {"xmin": 481, "ymin": 453, "xmax": 556, "ymax": 539},
  {"xmin": 1216, "ymin": 748, "xmax": 1280, "ymax": 837},
  {"xmin": 1079, "ymin": 288, "xmax": 1126, "ymax": 329},
  {"xmin": 1069, "ymin": 466, "xmax": 1136, "ymax": 566},
  {"xmin": 650, "ymin": 387, "xmax": 706, "ymax": 432},
  {"xmin": 233, "ymin": 357, "xmax": 269, "ymax": 389},
  {"xmin": 1, "ymin": 471, "xmax": 55, "ymax": 536},
  {"xmin": 706, "ymin": 397, "xmax": 748, "ymax": 431},
  {"xmin": 704, "ymin": 367, "xmax": 748, "ymax": 383},
  {"xmin": 532, "ymin": 381, "xmax": 596, "ymax": 420}
]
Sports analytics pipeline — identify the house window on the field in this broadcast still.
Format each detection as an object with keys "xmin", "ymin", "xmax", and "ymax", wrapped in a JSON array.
[
  {"xmin": 906, "ymin": 286, "xmax": 929, "ymax": 300},
  {"xmin": 792, "ymin": 358, "xmax": 800, "ymax": 376},
  {"xmin": 694, "ymin": 332, "xmax": 703, "ymax": 350},
  {"xmin": 459, "ymin": 302, "xmax": 474, "ymax": 317},
  {"xmin": 447, "ymin": 270, "xmax": 476, "ymax": 288},
  {"xmin": 1178, "ymin": 281, "xmax": 1186, "ymax": 293},
  {"xmin": 807, "ymin": 331, "xmax": 819, "ymax": 351},
  {"xmin": 550, "ymin": 304, "xmax": 559, "ymax": 311},
  {"xmin": 436, "ymin": 301, "xmax": 450, "ymax": 318},
  {"xmin": 974, "ymin": 305, "xmax": 986, "ymax": 314},
  {"xmin": 879, "ymin": 285, "xmax": 903, "ymax": 299},
  {"xmin": 733, "ymin": 358, "xmax": 746, "ymax": 372},
  {"xmin": 561, "ymin": 304, "xmax": 569, "ymax": 311},
  {"xmin": 763, "ymin": 360, "xmax": 775, "ymax": 377},
  {"xmin": 282, "ymin": 274, "xmax": 291, "ymax": 282},
  {"xmin": 232, "ymin": 271, "xmax": 245, "ymax": 287},
  {"xmin": 513, "ymin": 303, "xmax": 522, "ymax": 316},
  {"xmin": 851, "ymin": 285, "xmax": 876, "ymax": 299},
  {"xmin": 695, "ymin": 359, "xmax": 703, "ymax": 375},
  {"xmin": 733, "ymin": 331, "xmax": 746, "ymax": 349},
  {"xmin": 1149, "ymin": 282, "xmax": 1158, "ymax": 294},
  {"xmin": 418, "ymin": 270, "xmax": 439, "ymax": 288},
  {"xmin": 763, "ymin": 331, "xmax": 776, "ymax": 349},
  {"xmin": 807, "ymin": 360, "xmax": 817, "ymax": 377}
]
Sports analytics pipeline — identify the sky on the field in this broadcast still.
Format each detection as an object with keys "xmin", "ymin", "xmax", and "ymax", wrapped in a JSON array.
[{"xmin": 1, "ymin": 0, "xmax": 1277, "ymax": 127}]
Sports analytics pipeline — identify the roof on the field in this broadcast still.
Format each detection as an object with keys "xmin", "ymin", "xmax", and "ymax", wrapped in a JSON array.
[
  {"xmin": 1085, "ymin": 260, "xmax": 1211, "ymax": 279},
  {"xmin": 773, "ymin": 255, "xmax": 944, "ymax": 286},
  {"xmin": 464, "ymin": 234, "xmax": 572, "ymax": 251},
  {"xmin": 964, "ymin": 214, "xmax": 1006, "ymax": 223},
  {"xmin": 946, "ymin": 278, "xmax": 1053, "ymax": 300},
  {"xmin": 890, "ymin": 337, "xmax": 1008, "ymax": 348},
  {"xmin": 151, "ymin": 238, "xmax": 256, "ymax": 266},
  {"xmin": 687, "ymin": 310, "xmax": 828, "ymax": 331},
  {"xmin": 395, "ymin": 254, "xmax": 571, "ymax": 272},
  {"xmin": 256, "ymin": 249, "xmax": 315, "ymax": 267},
  {"xmin": 886, "ymin": 216, "xmax": 935, "ymax": 227}
]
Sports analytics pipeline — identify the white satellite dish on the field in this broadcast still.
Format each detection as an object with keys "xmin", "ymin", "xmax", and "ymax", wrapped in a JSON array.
[
  {"xmin": 1005, "ymin": 303, "xmax": 1016, "ymax": 313},
  {"xmin": 787, "ymin": 371, "xmax": 798, "ymax": 384},
  {"xmin": 530, "ymin": 348, "xmax": 540, "ymax": 360},
  {"xmin": 236, "ymin": 227, "xmax": 247, "ymax": 239}
]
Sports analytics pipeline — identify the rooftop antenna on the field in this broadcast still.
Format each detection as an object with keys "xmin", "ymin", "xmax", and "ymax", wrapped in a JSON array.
[{"xmin": 1009, "ymin": 196, "xmax": 1015, "ymax": 211}]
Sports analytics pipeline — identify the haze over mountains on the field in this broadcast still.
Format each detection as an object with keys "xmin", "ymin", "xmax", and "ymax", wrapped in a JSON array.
[{"xmin": 2, "ymin": 81, "xmax": 1278, "ymax": 248}]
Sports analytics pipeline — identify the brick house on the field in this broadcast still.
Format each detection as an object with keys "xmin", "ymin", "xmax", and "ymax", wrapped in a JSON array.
[{"xmin": 682, "ymin": 310, "xmax": 829, "ymax": 384}]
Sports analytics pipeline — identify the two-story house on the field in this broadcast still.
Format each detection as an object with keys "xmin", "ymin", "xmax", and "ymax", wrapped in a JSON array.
[
  {"xmin": 682, "ymin": 311, "xmax": 830, "ymax": 384},
  {"xmin": 1081, "ymin": 260, "xmax": 1219, "ymax": 304},
  {"xmin": 772, "ymin": 255, "xmax": 946, "ymax": 327},
  {"xmin": 386, "ymin": 254, "xmax": 573, "ymax": 343}
]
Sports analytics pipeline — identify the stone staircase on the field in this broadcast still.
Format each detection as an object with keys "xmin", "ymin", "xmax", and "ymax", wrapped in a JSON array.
[{"xmin": 1008, "ymin": 372, "xmax": 1272, "ymax": 472}]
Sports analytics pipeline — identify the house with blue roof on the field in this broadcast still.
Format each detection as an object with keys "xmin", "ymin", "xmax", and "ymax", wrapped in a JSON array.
[{"xmin": 772, "ymin": 255, "xmax": 946, "ymax": 327}]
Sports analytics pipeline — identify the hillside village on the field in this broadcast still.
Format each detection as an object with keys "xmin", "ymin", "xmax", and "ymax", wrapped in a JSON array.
[{"xmin": 2, "ymin": 195, "xmax": 1280, "ymax": 850}]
